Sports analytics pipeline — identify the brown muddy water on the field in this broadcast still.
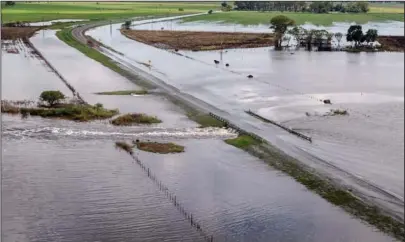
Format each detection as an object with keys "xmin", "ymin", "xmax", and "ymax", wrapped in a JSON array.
[{"xmin": 0, "ymin": 27, "xmax": 399, "ymax": 241}]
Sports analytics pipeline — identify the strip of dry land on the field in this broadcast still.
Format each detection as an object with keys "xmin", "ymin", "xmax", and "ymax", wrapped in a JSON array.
[
  {"xmin": 120, "ymin": 29, "xmax": 274, "ymax": 51},
  {"xmin": 120, "ymin": 29, "xmax": 404, "ymax": 52},
  {"xmin": 1, "ymin": 27, "xmax": 42, "ymax": 40}
]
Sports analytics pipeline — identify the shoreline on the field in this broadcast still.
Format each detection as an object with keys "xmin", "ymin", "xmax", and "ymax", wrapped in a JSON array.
[{"xmin": 47, "ymin": 17, "xmax": 404, "ymax": 240}]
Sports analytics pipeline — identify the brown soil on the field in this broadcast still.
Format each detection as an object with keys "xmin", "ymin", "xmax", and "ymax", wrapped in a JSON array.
[
  {"xmin": 377, "ymin": 36, "xmax": 404, "ymax": 52},
  {"xmin": 1, "ymin": 27, "xmax": 42, "ymax": 40},
  {"xmin": 121, "ymin": 29, "xmax": 274, "ymax": 51}
]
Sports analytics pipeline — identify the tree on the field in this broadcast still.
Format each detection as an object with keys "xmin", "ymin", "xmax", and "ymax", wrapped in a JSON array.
[
  {"xmin": 5, "ymin": 1, "xmax": 15, "ymax": 6},
  {"xmin": 208, "ymin": 9, "xmax": 213, "ymax": 14},
  {"xmin": 40, "ymin": 91, "xmax": 65, "ymax": 107},
  {"xmin": 356, "ymin": 2, "xmax": 369, "ymax": 12},
  {"xmin": 287, "ymin": 26, "xmax": 301, "ymax": 49},
  {"xmin": 221, "ymin": 1, "xmax": 227, "ymax": 7},
  {"xmin": 346, "ymin": 25, "xmax": 363, "ymax": 47},
  {"xmin": 365, "ymin": 29, "xmax": 378, "ymax": 45},
  {"xmin": 334, "ymin": 32, "xmax": 343, "ymax": 48},
  {"xmin": 270, "ymin": 15, "xmax": 296, "ymax": 50},
  {"xmin": 122, "ymin": 20, "xmax": 131, "ymax": 30}
]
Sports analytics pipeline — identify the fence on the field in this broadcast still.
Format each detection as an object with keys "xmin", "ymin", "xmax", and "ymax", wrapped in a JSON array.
[
  {"xmin": 128, "ymin": 152, "xmax": 214, "ymax": 242},
  {"xmin": 245, "ymin": 110, "xmax": 312, "ymax": 143}
]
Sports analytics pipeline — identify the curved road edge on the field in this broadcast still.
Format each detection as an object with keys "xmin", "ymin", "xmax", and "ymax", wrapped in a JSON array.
[{"xmin": 68, "ymin": 17, "xmax": 404, "ymax": 239}]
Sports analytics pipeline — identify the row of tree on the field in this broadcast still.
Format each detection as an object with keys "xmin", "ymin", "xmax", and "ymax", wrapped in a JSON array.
[
  {"xmin": 270, "ymin": 15, "xmax": 378, "ymax": 51},
  {"xmin": 233, "ymin": 1, "xmax": 369, "ymax": 13}
]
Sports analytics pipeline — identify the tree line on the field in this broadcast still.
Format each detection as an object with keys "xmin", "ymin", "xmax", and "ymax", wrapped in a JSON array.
[
  {"xmin": 233, "ymin": 1, "xmax": 370, "ymax": 13},
  {"xmin": 270, "ymin": 15, "xmax": 379, "ymax": 51}
]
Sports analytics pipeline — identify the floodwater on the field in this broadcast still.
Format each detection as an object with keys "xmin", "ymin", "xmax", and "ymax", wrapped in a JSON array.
[
  {"xmin": 29, "ymin": 19, "xmax": 87, "ymax": 26},
  {"xmin": 2, "ymin": 115, "xmax": 396, "ymax": 242},
  {"xmin": 134, "ymin": 18, "xmax": 405, "ymax": 36},
  {"xmin": 1, "ymin": 39, "xmax": 73, "ymax": 100},
  {"xmin": 88, "ymin": 17, "xmax": 404, "ymax": 216},
  {"xmin": 1, "ymin": 18, "xmax": 401, "ymax": 242}
]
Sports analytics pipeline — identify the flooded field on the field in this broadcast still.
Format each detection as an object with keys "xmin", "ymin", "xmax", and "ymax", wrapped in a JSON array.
[
  {"xmin": 1, "ymin": 16, "xmax": 403, "ymax": 242},
  {"xmin": 88, "ymin": 18, "xmax": 404, "ymax": 214},
  {"xmin": 134, "ymin": 19, "xmax": 405, "ymax": 36},
  {"xmin": 1, "ymin": 39, "xmax": 73, "ymax": 100}
]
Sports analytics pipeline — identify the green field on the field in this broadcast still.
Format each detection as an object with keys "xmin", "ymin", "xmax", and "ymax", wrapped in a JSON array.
[
  {"xmin": 1, "ymin": 2, "xmax": 219, "ymax": 23},
  {"xmin": 182, "ymin": 11, "xmax": 404, "ymax": 26}
]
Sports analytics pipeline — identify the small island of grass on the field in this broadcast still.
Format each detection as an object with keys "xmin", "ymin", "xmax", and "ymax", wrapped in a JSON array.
[
  {"xmin": 110, "ymin": 113, "xmax": 162, "ymax": 126},
  {"xmin": 115, "ymin": 141, "xmax": 134, "ymax": 154},
  {"xmin": 2, "ymin": 91, "xmax": 119, "ymax": 122},
  {"xmin": 134, "ymin": 141, "xmax": 185, "ymax": 154},
  {"xmin": 95, "ymin": 90, "xmax": 148, "ymax": 95},
  {"xmin": 225, "ymin": 135, "xmax": 260, "ymax": 149}
]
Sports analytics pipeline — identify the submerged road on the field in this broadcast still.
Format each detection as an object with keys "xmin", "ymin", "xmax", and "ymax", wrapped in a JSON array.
[{"xmin": 70, "ymin": 15, "xmax": 404, "ymax": 223}]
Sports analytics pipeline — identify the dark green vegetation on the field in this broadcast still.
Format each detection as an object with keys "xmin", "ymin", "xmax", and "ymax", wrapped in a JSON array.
[
  {"xmin": 270, "ymin": 15, "xmax": 295, "ymax": 49},
  {"xmin": 20, "ymin": 103, "xmax": 118, "ymax": 122},
  {"xmin": 225, "ymin": 135, "xmax": 261, "ymax": 149},
  {"xmin": 2, "ymin": 92, "xmax": 118, "ymax": 121},
  {"xmin": 233, "ymin": 1, "xmax": 371, "ymax": 13},
  {"xmin": 95, "ymin": 90, "xmax": 148, "ymax": 95},
  {"xmin": 115, "ymin": 141, "xmax": 134, "ymax": 154},
  {"xmin": 134, "ymin": 140, "xmax": 185, "ymax": 154},
  {"xmin": 1, "ymin": 2, "xmax": 218, "ymax": 23},
  {"xmin": 186, "ymin": 112, "xmax": 226, "ymax": 128},
  {"xmin": 224, "ymin": 137, "xmax": 404, "ymax": 241},
  {"xmin": 110, "ymin": 113, "xmax": 161, "ymax": 126},
  {"xmin": 39, "ymin": 90, "xmax": 65, "ymax": 107}
]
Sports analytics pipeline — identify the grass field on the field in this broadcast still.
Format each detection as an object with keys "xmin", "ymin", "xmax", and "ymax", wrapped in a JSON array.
[
  {"xmin": 182, "ymin": 11, "xmax": 404, "ymax": 26},
  {"xmin": 369, "ymin": 2, "xmax": 404, "ymax": 13},
  {"xmin": 1, "ymin": 2, "xmax": 218, "ymax": 23}
]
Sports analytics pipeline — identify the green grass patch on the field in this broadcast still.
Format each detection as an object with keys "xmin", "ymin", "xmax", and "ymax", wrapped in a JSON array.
[
  {"xmin": 225, "ymin": 135, "xmax": 260, "ymax": 149},
  {"xmin": 19, "ymin": 103, "xmax": 118, "ymax": 122},
  {"xmin": 134, "ymin": 141, "xmax": 184, "ymax": 154},
  {"xmin": 1, "ymin": 2, "xmax": 218, "ymax": 23},
  {"xmin": 111, "ymin": 113, "xmax": 161, "ymax": 126},
  {"xmin": 95, "ymin": 90, "xmax": 148, "ymax": 95},
  {"xmin": 182, "ymin": 11, "xmax": 404, "ymax": 26},
  {"xmin": 187, "ymin": 112, "xmax": 226, "ymax": 128}
]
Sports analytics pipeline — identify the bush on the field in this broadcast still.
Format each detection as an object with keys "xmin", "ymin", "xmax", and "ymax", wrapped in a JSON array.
[
  {"xmin": 208, "ymin": 10, "xmax": 213, "ymax": 14},
  {"xmin": 178, "ymin": 8, "xmax": 184, "ymax": 11},
  {"xmin": 111, "ymin": 113, "xmax": 161, "ymax": 126},
  {"xmin": 39, "ymin": 90, "xmax": 65, "ymax": 107}
]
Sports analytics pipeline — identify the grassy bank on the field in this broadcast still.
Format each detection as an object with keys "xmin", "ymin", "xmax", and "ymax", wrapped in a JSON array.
[
  {"xmin": 1, "ymin": 2, "xmax": 217, "ymax": 23},
  {"xmin": 224, "ymin": 137, "xmax": 404, "ymax": 240},
  {"xmin": 135, "ymin": 141, "xmax": 185, "ymax": 154},
  {"xmin": 95, "ymin": 90, "xmax": 148, "ymax": 95},
  {"xmin": 111, "ymin": 113, "xmax": 161, "ymax": 126},
  {"xmin": 182, "ymin": 11, "xmax": 404, "ymax": 26},
  {"xmin": 2, "ymin": 101, "xmax": 119, "ymax": 122}
]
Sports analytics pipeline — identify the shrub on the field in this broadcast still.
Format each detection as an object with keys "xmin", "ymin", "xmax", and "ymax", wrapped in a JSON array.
[
  {"xmin": 111, "ymin": 113, "xmax": 161, "ymax": 126},
  {"xmin": 208, "ymin": 10, "xmax": 213, "ymax": 14},
  {"xmin": 178, "ymin": 8, "xmax": 184, "ymax": 11},
  {"xmin": 39, "ymin": 90, "xmax": 65, "ymax": 107}
]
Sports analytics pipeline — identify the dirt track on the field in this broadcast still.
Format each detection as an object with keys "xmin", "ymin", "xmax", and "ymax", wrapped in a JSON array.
[{"xmin": 121, "ymin": 29, "xmax": 274, "ymax": 51}]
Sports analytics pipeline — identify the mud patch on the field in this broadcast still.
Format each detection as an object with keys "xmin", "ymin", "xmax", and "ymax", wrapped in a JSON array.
[{"xmin": 121, "ymin": 29, "xmax": 274, "ymax": 51}]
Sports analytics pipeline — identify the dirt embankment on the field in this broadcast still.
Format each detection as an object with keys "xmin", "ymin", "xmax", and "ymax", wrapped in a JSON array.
[
  {"xmin": 121, "ymin": 29, "xmax": 274, "ymax": 51},
  {"xmin": 1, "ymin": 27, "xmax": 42, "ymax": 40},
  {"xmin": 377, "ymin": 36, "xmax": 404, "ymax": 52}
]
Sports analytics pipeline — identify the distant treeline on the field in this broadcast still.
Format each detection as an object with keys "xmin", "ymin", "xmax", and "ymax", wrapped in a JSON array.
[{"xmin": 233, "ymin": 1, "xmax": 370, "ymax": 13}]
